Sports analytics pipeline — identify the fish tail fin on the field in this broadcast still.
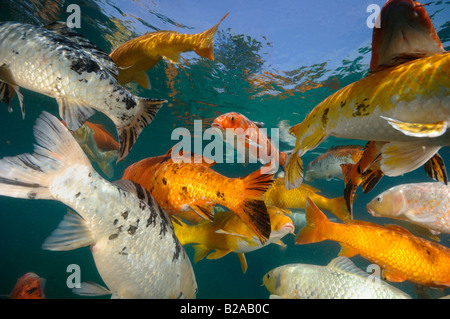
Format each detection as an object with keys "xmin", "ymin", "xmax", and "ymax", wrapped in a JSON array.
[
  {"xmin": 193, "ymin": 12, "xmax": 229, "ymax": 60},
  {"xmin": 283, "ymin": 147, "xmax": 304, "ymax": 190},
  {"xmin": 329, "ymin": 196, "xmax": 352, "ymax": 223},
  {"xmin": 236, "ymin": 167, "xmax": 274, "ymax": 243},
  {"xmin": 98, "ymin": 150, "xmax": 118, "ymax": 178},
  {"xmin": 116, "ymin": 98, "xmax": 166, "ymax": 162},
  {"xmin": 424, "ymin": 153, "xmax": 448, "ymax": 185},
  {"xmin": 361, "ymin": 167, "xmax": 384, "ymax": 194},
  {"xmin": 0, "ymin": 111, "xmax": 91, "ymax": 200},
  {"xmin": 295, "ymin": 197, "xmax": 329, "ymax": 244},
  {"xmin": 340, "ymin": 163, "xmax": 362, "ymax": 219}
]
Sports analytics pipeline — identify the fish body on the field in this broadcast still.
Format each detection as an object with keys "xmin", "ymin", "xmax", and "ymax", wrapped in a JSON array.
[
  {"xmin": 0, "ymin": 21, "xmax": 166, "ymax": 161},
  {"xmin": 285, "ymin": 53, "xmax": 450, "ymax": 189},
  {"xmin": 296, "ymin": 197, "xmax": 450, "ymax": 287},
  {"xmin": 109, "ymin": 13, "xmax": 228, "ymax": 88},
  {"xmin": 212, "ymin": 112, "xmax": 286, "ymax": 171},
  {"xmin": 371, "ymin": 0, "xmax": 445, "ymax": 72},
  {"xmin": 263, "ymin": 257, "xmax": 411, "ymax": 299},
  {"xmin": 367, "ymin": 182, "xmax": 450, "ymax": 235},
  {"xmin": 263, "ymin": 178, "xmax": 351, "ymax": 222},
  {"xmin": 304, "ymin": 145, "xmax": 364, "ymax": 181},
  {"xmin": 0, "ymin": 112, "xmax": 197, "ymax": 299},
  {"xmin": 9, "ymin": 273, "xmax": 46, "ymax": 299},
  {"xmin": 122, "ymin": 149, "xmax": 274, "ymax": 243},
  {"xmin": 174, "ymin": 206, "xmax": 294, "ymax": 273}
]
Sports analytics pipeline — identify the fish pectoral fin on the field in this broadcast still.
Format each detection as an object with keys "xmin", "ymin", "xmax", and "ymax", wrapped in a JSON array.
[
  {"xmin": 337, "ymin": 243, "xmax": 358, "ymax": 258},
  {"xmin": 0, "ymin": 64, "xmax": 25, "ymax": 119},
  {"xmin": 382, "ymin": 269, "xmax": 407, "ymax": 283},
  {"xmin": 133, "ymin": 71, "xmax": 151, "ymax": 90},
  {"xmin": 162, "ymin": 52, "xmax": 181, "ymax": 64},
  {"xmin": 72, "ymin": 281, "xmax": 112, "ymax": 297},
  {"xmin": 192, "ymin": 244, "xmax": 211, "ymax": 263},
  {"xmin": 57, "ymin": 98, "xmax": 95, "ymax": 131},
  {"xmin": 206, "ymin": 249, "xmax": 232, "ymax": 260},
  {"xmin": 380, "ymin": 141, "xmax": 441, "ymax": 177},
  {"xmin": 190, "ymin": 204, "xmax": 214, "ymax": 221},
  {"xmin": 381, "ymin": 115, "xmax": 447, "ymax": 138},
  {"xmin": 0, "ymin": 81, "xmax": 16, "ymax": 112},
  {"xmin": 273, "ymin": 239, "xmax": 286, "ymax": 248},
  {"xmin": 215, "ymin": 229, "xmax": 248, "ymax": 238},
  {"xmin": 237, "ymin": 253, "xmax": 248, "ymax": 274},
  {"xmin": 42, "ymin": 209, "xmax": 94, "ymax": 251},
  {"xmin": 284, "ymin": 148, "xmax": 304, "ymax": 190}
]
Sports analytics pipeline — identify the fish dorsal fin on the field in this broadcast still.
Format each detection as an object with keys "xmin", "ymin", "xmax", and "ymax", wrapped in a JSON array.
[
  {"xmin": 42, "ymin": 21, "xmax": 119, "ymax": 77},
  {"xmin": 327, "ymin": 256, "xmax": 370, "ymax": 278},
  {"xmin": 42, "ymin": 209, "xmax": 94, "ymax": 251}
]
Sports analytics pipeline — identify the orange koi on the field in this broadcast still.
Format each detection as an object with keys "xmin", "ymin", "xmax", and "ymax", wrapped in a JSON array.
[
  {"xmin": 122, "ymin": 147, "xmax": 274, "ymax": 243},
  {"xmin": 109, "ymin": 13, "xmax": 228, "ymax": 88},
  {"xmin": 212, "ymin": 112, "xmax": 287, "ymax": 171},
  {"xmin": 9, "ymin": 272, "xmax": 46, "ymax": 299},
  {"xmin": 296, "ymin": 197, "xmax": 450, "ymax": 287},
  {"xmin": 371, "ymin": 0, "xmax": 445, "ymax": 72}
]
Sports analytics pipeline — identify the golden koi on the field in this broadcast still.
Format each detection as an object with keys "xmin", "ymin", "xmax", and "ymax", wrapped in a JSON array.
[
  {"xmin": 284, "ymin": 52, "xmax": 450, "ymax": 190},
  {"xmin": 109, "ymin": 13, "xmax": 228, "ymax": 88},
  {"xmin": 263, "ymin": 178, "xmax": 351, "ymax": 222},
  {"xmin": 296, "ymin": 197, "xmax": 450, "ymax": 287},
  {"xmin": 174, "ymin": 206, "xmax": 294, "ymax": 273}
]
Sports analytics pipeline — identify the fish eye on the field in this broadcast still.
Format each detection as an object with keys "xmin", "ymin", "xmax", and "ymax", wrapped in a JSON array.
[
  {"xmin": 231, "ymin": 116, "xmax": 235, "ymax": 121},
  {"xmin": 266, "ymin": 273, "xmax": 270, "ymax": 279},
  {"xmin": 376, "ymin": 196, "xmax": 382, "ymax": 202}
]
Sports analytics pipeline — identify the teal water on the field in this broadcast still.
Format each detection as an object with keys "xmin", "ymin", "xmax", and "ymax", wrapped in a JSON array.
[{"xmin": 0, "ymin": 0, "xmax": 448, "ymax": 299}]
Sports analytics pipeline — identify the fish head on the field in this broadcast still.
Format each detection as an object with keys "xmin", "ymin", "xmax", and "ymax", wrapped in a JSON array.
[
  {"xmin": 212, "ymin": 112, "xmax": 252, "ymax": 133},
  {"xmin": 370, "ymin": 0, "xmax": 444, "ymax": 71},
  {"xmin": 9, "ymin": 272, "xmax": 46, "ymax": 299},
  {"xmin": 262, "ymin": 267, "xmax": 284, "ymax": 294},
  {"xmin": 268, "ymin": 207, "xmax": 295, "ymax": 236},
  {"xmin": 366, "ymin": 186, "xmax": 407, "ymax": 218}
]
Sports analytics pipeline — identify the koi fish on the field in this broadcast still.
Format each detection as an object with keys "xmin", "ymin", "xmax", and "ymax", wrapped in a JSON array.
[
  {"xmin": 367, "ymin": 182, "xmax": 450, "ymax": 235},
  {"xmin": 296, "ymin": 197, "xmax": 450, "ymax": 287},
  {"xmin": 173, "ymin": 206, "xmax": 294, "ymax": 273},
  {"xmin": 109, "ymin": 13, "xmax": 229, "ymax": 89},
  {"xmin": 212, "ymin": 112, "xmax": 287, "ymax": 172},
  {"xmin": 0, "ymin": 21, "xmax": 166, "ymax": 161},
  {"xmin": 9, "ymin": 273, "xmax": 46, "ymax": 299},
  {"xmin": 122, "ymin": 148, "xmax": 274, "ymax": 243},
  {"xmin": 284, "ymin": 52, "xmax": 450, "ymax": 191},
  {"xmin": 304, "ymin": 144, "xmax": 364, "ymax": 181},
  {"xmin": 263, "ymin": 177, "xmax": 351, "ymax": 223},
  {"xmin": 63, "ymin": 121, "xmax": 118, "ymax": 178},
  {"xmin": 262, "ymin": 257, "xmax": 411, "ymax": 299},
  {"xmin": 0, "ymin": 112, "xmax": 197, "ymax": 298},
  {"xmin": 370, "ymin": 0, "xmax": 445, "ymax": 72}
]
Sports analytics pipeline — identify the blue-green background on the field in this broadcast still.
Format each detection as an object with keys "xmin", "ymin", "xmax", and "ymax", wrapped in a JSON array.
[{"xmin": 0, "ymin": 0, "xmax": 448, "ymax": 299}]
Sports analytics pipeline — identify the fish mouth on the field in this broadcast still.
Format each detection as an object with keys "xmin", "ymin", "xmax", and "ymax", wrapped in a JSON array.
[
  {"xmin": 366, "ymin": 204, "xmax": 378, "ymax": 217},
  {"xmin": 211, "ymin": 123, "xmax": 223, "ymax": 129},
  {"xmin": 281, "ymin": 223, "xmax": 295, "ymax": 234}
]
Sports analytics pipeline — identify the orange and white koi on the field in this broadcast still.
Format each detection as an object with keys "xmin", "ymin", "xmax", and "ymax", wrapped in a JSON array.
[
  {"xmin": 122, "ymin": 148, "xmax": 274, "ymax": 243},
  {"xmin": 296, "ymin": 197, "xmax": 450, "ymax": 287},
  {"xmin": 284, "ymin": 52, "xmax": 450, "ymax": 191},
  {"xmin": 371, "ymin": 0, "xmax": 445, "ymax": 72},
  {"xmin": 212, "ymin": 112, "xmax": 287, "ymax": 172},
  {"xmin": 109, "ymin": 13, "xmax": 228, "ymax": 89}
]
